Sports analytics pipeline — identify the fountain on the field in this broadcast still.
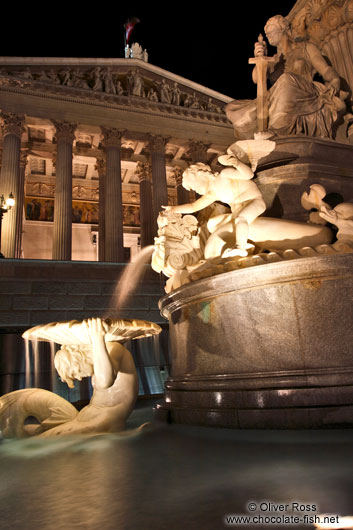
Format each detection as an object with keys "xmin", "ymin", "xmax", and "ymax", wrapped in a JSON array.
[
  {"xmin": 0, "ymin": 317, "xmax": 161, "ymax": 437},
  {"xmin": 151, "ymin": 138, "xmax": 353, "ymax": 429},
  {"xmin": 1, "ymin": 8, "xmax": 353, "ymax": 529}
]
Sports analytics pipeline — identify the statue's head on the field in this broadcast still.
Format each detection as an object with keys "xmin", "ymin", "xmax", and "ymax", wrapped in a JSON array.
[
  {"xmin": 54, "ymin": 344, "xmax": 94, "ymax": 388},
  {"xmin": 182, "ymin": 163, "xmax": 215, "ymax": 195},
  {"xmin": 265, "ymin": 15, "xmax": 290, "ymax": 46}
]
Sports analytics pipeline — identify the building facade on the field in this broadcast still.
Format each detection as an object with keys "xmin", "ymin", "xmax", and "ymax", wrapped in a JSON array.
[{"xmin": 0, "ymin": 56, "xmax": 234, "ymax": 262}]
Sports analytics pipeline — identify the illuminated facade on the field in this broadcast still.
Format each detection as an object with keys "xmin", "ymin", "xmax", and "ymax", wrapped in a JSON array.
[{"xmin": 0, "ymin": 56, "xmax": 234, "ymax": 262}]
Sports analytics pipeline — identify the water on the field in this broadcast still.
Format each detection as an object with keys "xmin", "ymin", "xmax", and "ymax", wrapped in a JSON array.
[
  {"xmin": 1, "ymin": 401, "xmax": 353, "ymax": 530},
  {"xmin": 105, "ymin": 245, "xmax": 155, "ymax": 317}
]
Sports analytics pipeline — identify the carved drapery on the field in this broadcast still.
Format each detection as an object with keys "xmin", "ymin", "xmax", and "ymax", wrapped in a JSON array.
[
  {"xmin": 52, "ymin": 120, "xmax": 77, "ymax": 260},
  {"xmin": 0, "ymin": 112, "xmax": 25, "ymax": 257},
  {"xmin": 136, "ymin": 161, "xmax": 154, "ymax": 247},
  {"xmin": 101, "ymin": 127, "xmax": 124, "ymax": 262}
]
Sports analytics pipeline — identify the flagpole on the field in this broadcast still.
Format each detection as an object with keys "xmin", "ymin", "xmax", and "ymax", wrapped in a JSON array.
[{"xmin": 123, "ymin": 23, "xmax": 126, "ymax": 56}]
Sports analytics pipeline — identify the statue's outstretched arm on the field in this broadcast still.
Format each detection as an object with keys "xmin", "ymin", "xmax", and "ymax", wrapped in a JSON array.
[
  {"xmin": 84, "ymin": 318, "xmax": 115, "ymax": 389},
  {"xmin": 162, "ymin": 193, "xmax": 215, "ymax": 215}
]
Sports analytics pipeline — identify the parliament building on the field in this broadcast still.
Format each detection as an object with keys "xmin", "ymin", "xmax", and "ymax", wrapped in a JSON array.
[{"xmin": 0, "ymin": 55, "xmax": 234, "ymax": 262}]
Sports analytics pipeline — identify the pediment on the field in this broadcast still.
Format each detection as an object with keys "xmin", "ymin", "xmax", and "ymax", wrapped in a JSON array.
[{"xmin": 0, "ymin": 57, "xmax": 231, "ymax": 119}]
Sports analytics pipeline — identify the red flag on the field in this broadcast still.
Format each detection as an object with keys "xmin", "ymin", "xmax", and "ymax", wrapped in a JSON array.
[{"xmin": 125, "ymin": 17, "xmax": 140, "ymax": 44}]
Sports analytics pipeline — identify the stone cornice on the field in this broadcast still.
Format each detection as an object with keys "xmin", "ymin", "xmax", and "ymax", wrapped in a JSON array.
[{"xmin": 0, "ymin": 76, "xmax": 231, "ymax": 128}]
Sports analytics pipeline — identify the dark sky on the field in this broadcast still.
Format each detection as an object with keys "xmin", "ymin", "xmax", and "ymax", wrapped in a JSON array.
[{"xmin": 4, "ymin": 1, "xmax": 295, "ymax": 99}]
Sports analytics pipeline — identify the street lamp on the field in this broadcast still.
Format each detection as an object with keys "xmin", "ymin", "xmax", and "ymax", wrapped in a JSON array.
[{"xmin": 0, "ymin": 193, "xmax": 15, "ymax": 258}]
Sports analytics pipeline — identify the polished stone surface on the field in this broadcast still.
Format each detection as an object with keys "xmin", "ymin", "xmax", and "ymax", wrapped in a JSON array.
[
  {"xmin": 159, "ymin": 253, "xmax": 353, "ymax": 428},
  {"xmin": 0, "ymin": 401, "xmax": 353, "ymax": 530},
  {"xmin": 256, "ymin": 137, "xmax": 353, "ymax": 222}
]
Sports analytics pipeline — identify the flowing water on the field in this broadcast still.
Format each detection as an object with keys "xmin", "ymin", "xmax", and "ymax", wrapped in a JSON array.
[{"xmin": 105, "ymin": 245, "xmax": 155, "ymax": 318}]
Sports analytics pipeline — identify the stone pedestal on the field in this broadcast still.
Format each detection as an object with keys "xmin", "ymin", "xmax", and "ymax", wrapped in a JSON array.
[
  {"xmin": 0, "ymin": 112, "xmax": 24, "ymax": 258},
  {"xmin": 157, "ymin": 253, "xmax": 353, "ymax": 428},
  {"xmin": 52, "ymin": 121, "xmax": 76, "ymax": 261},
  {"xmin": 256, "ymin": 137, "xmax": 353, "ymax": 221}
]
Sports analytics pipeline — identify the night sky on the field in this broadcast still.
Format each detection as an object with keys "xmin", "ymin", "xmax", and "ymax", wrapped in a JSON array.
[{"xmin": 4, "ymin": 1, "xmax": 295, "ymax": 99}]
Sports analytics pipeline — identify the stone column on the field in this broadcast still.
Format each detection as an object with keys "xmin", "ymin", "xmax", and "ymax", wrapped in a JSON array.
[
  {"xmin": 174, "ymin": 166, "xmax": 189, "ymax": 205},
  {"xmin": 15, "ymin": 149, "xmax": 29, "ymax": 258},
  {"xmin": 135, "ymin": 161, "xmax": 154, "ymax": 247},
  {"xmin": 101, "ymin": 127, "xmax": 124, "ymax": 262},
  {"xmin": 95, "ymin": 155, "xmax": 106, "ymax": 261},
  {"xmin": 0, "ymin": 112, "xmax": 25, "ymax": 258},
  {"xmin": 186, "ymin": 140, "xmax": 210, "ymax": 200},
  {"xmin": 52, "ymin": 120, "xmax": 76, "ymax": 261},
  {"xmin": 148, "ymin": 135, "xmax": 169, "ymax": 233}
]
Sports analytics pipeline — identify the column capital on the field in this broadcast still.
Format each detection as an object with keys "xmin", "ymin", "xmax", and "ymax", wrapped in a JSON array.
[
  {"xmin": 173, "ymin": 166, "xmax": 184, "ymax": 187},
  {"xmin": 147, "ymin": 134, "xmax": 170, "ymax": 154},
  {"xmin": 135, "ymin": 161, "xmax": 152, "ymax": 183},
  {"xmin": 52, "ymin": 120, "xmax": 77, "ymax": 143},
  {"xmin": 0, "ymin": 112, "xmax": 25, "ymax": 139},
  {"xmin": 186, "ymin": 140, "xmax": 210, "ymax": 162},
  {"xmin": 20, "ymin": 149, "xmax": 30, "ymax": 168},
  {"xmin": 101, "ymin": 127, "xmax": 123, "ymax": 148},
  {"xmin": 95, "ymin": 155, "xmax": 106, "ymax": 176}
]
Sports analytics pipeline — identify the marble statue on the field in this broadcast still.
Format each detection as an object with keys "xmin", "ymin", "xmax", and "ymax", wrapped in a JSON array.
[
  {"xmin": 226, "ymin": 15, "xmax": 347, "ymax": 139},
  {"xmin": 103, "ymin": 68, "xmax": 116, "ymax": 94},
  {"xmin": 130, "ymin": 43, "xmax": 144, "ymax": 60},
  {"xmin": 91, "ymin": 67, "xmax": 103, "ymax": 92},
  {"xmin": 302, "ymin": 184, "xmax": 353, "ymax": 243},
  {"xmin": 147, "ymin": 87, "xmax": 159, "ymax": 102},
  {"xmin": 0, "ymin": 317, "xmax": 161, "ymax": 437},
  {"xmin": 153, "ymin": 138, "xmax": 335, "ymax": 291},
  {"xmin": 116, "ymin": 80, "xmax": 124, "ymax": 95},
  {"xmin": 171, "ymin": 82, "xmax": 181, "ymax": 106},
  {"xmin": 162, "ymin": 138, "xmax": 274, "ymax": 258},
  {"xmin": 158, "ymin": 79, "xmax": 171, "ymax": 104}
]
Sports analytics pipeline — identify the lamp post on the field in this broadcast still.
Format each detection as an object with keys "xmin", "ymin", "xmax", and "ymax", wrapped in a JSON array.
[{"xmin": 0, "ymin": 193, "xmax": 15, "ymax": 258}]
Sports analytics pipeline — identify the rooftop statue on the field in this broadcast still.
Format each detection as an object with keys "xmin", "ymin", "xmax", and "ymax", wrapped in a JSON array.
[
  {"xmin": 0, "ymin": 317, "xmax": 161, "ymax": 437},
  {"xmin": 226, "ymin": 15, "xmax": 348, "ymax": 139}
]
